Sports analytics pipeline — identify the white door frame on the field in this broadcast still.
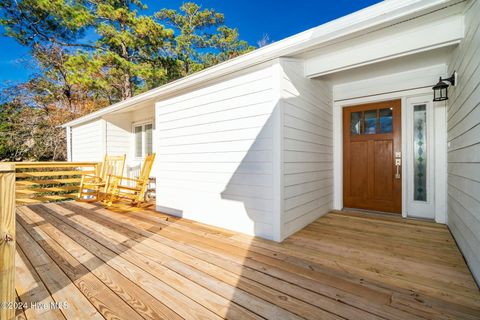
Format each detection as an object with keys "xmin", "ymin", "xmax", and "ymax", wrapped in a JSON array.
[
  {"xmin": 333, "ymin": 87, "xmax": 447, "ymax": 223},
  {"xmin": 405, "ymin": 95, "xmax": 435, "ymax": 220}
]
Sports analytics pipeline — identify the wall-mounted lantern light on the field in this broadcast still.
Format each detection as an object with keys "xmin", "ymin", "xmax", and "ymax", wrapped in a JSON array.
[{"xmin": 433, "ymin": 71, "xmax": 456, "ymax": 102}]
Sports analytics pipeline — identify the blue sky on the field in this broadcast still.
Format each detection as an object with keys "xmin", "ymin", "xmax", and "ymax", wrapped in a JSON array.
[{"xmin": 0, "ymin": 0, "xmax": 381, "ymax": 85}]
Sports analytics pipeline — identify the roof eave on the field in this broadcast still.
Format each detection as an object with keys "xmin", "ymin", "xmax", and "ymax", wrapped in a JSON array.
[{"xmin": 62, "ymin": 0, "xmax": 455, "ymax": 128}]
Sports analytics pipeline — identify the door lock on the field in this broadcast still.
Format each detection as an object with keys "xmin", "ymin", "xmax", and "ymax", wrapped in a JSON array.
[{"xmin": 395, "ymin": 156, "xmax": 401, "ymax": 179}]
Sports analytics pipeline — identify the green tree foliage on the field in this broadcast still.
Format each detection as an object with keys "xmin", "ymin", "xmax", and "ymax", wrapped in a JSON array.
[
  {"xmin": 157, "ymin": 2, "xmax": 254, "ymax": 76},
  {"xmin": 0, "ymin": 1, "xmax": 254, "ymax": 161},
  {"xmin": 206, "ymin": 26, "xmax": 255, "ymax": 66},
  {"xmin": 0, "ymin": 0, "xmax": 93, "ymax": 47},
  {"xmin": 86, "ymin": 0, "xmax": 176, "ymax": 99},
  {"xmin": 0, "ymin": 83, "xmax": 69, "ymax": 160}
]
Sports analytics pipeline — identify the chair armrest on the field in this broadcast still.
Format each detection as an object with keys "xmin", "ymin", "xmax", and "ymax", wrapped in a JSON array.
[
  {"xmin": 108, "ymin": 174, "xmax": 145, "ymax": 183},
  {"xmin": 80, "ymin": 174, "xmax": 103, "ymax": 184},
  {"xmin": 82, "ymin": 174, "xmax": 102, "ymax": 179}
]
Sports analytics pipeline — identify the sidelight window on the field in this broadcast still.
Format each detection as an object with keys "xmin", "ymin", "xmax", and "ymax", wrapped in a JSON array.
[{"xmin": 413, "ymin": 104, "xmax": 427, "ymax": 201}]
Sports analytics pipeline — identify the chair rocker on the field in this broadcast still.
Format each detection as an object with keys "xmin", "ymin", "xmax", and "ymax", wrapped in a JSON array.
[
  {"xmin": 105, "ymin": 153, "xmax": 155, "ymax": 207},
  {"xmin": 77, "ymin": 154, "xmax": 126, "ymax": 202}
]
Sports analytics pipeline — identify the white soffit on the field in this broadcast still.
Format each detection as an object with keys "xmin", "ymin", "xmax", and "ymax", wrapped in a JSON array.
[
  {"xmin": 304, "ymin": 5, "xmax": 465, "ymax": 78},
  {"xmin": 333, "ymin": 64, "xmax": 447, "ymax": 101},
  {"xmin": 325, "ymin": 45, "xmax": 455, "ymax": 85}
]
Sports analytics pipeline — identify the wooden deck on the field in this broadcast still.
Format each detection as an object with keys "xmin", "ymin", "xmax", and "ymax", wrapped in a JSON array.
[{"xmin": 14, "ymin": 202, "xmax": 480, "ymax": 320}]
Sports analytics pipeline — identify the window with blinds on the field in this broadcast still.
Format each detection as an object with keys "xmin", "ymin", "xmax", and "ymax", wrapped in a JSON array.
[{"xmin": 133, "ymin": 123, "xmax": 153, "ymax": 158}]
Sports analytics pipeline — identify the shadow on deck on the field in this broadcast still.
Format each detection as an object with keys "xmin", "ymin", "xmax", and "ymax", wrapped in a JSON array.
[{"xmin": 14, "ymin": 202, "xmax": 480, "ymax": 320}]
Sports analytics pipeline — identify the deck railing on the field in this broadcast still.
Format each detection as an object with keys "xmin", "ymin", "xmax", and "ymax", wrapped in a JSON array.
[
  {"xmin": 0, "ymin": 161, "xmax": 99, "ymax": 318},
  {"xmin": 0, "ymin": 163, "xmax": 16, "ymax": 320},
  {"xmin": 14, "ymin": 161, "xmax": 100, "ymax": 206}
]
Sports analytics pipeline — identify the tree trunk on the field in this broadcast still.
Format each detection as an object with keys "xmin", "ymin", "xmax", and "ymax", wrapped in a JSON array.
[{"xmin": 122, "ymin": 73, "xmax": 132, "ymax": 100}]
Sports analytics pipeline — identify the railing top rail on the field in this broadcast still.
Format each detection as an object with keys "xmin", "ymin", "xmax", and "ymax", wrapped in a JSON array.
[
  {"xmin": 12, "ymin": 162, "xmax": 99, "ymax": 169},
  {"xmin": 0, "ymin": 163, "xmax": 15, "ymax": 172}
]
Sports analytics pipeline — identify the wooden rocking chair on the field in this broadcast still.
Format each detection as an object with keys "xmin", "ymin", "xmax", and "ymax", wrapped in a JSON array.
[
  {"xmin": 77, "ymin": 154, "xmax": 126, "ymax": 202},
  {"xmin": 105, "ymin": 153, "xmax": 155, "ymax": 207}
]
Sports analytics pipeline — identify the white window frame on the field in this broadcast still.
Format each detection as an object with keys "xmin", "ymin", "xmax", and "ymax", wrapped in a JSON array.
[{"xmin": 132, "ymin": 121, "xmax": 153, "ymax": 159}]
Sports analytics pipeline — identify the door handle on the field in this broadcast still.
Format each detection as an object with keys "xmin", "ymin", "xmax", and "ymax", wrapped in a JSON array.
[{"xmin": 395, "ymin": 158, "xmax": 401, "ymax": 179}]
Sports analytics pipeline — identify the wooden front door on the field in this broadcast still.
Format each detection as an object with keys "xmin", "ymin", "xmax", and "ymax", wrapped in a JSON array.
[{"xmin": 343, "ymin": 100, "xmax": 402, "ymax": 213}]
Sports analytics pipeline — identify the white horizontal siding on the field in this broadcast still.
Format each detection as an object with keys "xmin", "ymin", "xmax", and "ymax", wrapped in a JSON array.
[
  {"xmin": 155, "ymin": 62, "xmax": 276, "ymax": 239},
  {"xmin": 104, "ymin": 113, "xmax": 131, "ymax": 157},
  {"xmin": 70, "ymin": 106, "xmax": 155, "ymax": 179},
  {"xmin": 71, "ymin": 119, "xmax": 104, "ymax": 162},
  {"xmin": 447, "ymin": 0, "xmax": 480, "ymax": 285},
  {"xmin": 157, "ymin": 139, "xmax": 272, "ymax": 154},
  {"xmin": 279, "ymin": 59, "xmax": 334, "ymax": 239},
  {"xmin": 103, "ymin": 113, "xmax": 133, "ymax": 177}
]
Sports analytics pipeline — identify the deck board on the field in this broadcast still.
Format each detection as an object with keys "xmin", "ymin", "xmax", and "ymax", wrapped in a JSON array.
[
  {"xmin": 15, "ymin": 246, "xmax": 66, "ymax": 320},
  {"xmin": 15, "ymin": 202, "xmax": 480, "ymax": 320}
]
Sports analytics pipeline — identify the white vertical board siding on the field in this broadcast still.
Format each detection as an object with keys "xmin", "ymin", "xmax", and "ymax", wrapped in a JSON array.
[
  {"xmin": 155, "ymin": 62, "xmax": 277, "ymax": 239},
  {"xmin": 447, "ymin": 0, "xmax": 480, "ymax": 284},
  {"xmin": 71, "ymin": 119, "xmax": 105, "ymax": 162},
  {"xmin": 280, "ymin": 59, "xmax": 334, "ymax": 239},
  {"xmin": 66, "ymin": 126, "xmax": 72, "ymax": 161}
]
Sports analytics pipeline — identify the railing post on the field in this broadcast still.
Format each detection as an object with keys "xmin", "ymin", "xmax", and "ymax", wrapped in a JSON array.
[{"xmin": 0, "ymin": 163, "xmax": 15, "ymax": 320}]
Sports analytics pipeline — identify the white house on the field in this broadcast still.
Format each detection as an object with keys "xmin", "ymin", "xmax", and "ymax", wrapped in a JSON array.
[{"xmin": 63, "ymin": 0, "xmax": 480, "ymax": 283}]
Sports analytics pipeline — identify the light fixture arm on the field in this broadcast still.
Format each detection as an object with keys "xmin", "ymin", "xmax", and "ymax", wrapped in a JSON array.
[{"xmin": 440, "ymin": 71, "xmax": 456, "ymax": 86}]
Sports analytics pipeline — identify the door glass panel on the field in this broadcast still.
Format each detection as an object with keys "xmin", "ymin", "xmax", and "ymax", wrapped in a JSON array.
[
  {"xmin": 364, "ymin": 110, "xmax": 377, "ymax": 134},
  {"xmin": 413, "ymin": 104, "xmax": 427, "ymax": 201},
  {"xmin": 379, "ymin": 108, "xmax": 393, "ymax": 133},
  {"xmin": 350, "ymin": 112, "xmax": 362, "ymax": 135}
]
